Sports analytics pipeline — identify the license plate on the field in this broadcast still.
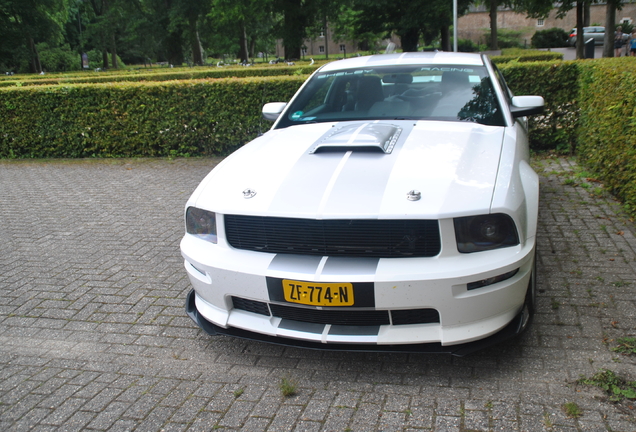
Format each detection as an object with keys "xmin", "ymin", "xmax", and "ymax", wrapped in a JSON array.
[{"xmin": 282, "ymin": 280, "xmax": 354, "ymax": 306}]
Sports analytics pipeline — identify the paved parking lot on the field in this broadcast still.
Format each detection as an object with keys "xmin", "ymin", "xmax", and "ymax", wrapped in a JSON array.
[{"xmin": 1, "ymin": 156, "xmax": 635, "ymax": 431}]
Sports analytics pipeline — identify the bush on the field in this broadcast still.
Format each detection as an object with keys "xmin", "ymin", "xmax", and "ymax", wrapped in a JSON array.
[
  {"xmin": 501, "ymin": 60, "xmax": 579, "ymax": 152},
  {"xmin": 576, "ymin": 58, "xmax": 636, "ymax": 215},
  {"xmin": 485, "ymin": 29, "xmax": 525, "ymax": 49},
  {"xmin": 37, "ymin": 43, "xmax": 82, "ymax": 72},
  {"xmin": 0, "ymin": 76, "xmax": 304, "ymax": 158},
  {"xmin": 457, "ymin": 39, "xmax": 478, "ymax": 53},
  {"xmin": 86, "ymin": 49, "xmax": 126, "ymax": 70},
  {"xmin": 531, "ymin": 28, "xmax": 569, "ymax": 48}
]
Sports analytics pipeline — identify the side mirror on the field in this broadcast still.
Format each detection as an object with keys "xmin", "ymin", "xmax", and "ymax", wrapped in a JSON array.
[
  {"xmin": 510, "ymin": 96, "xmax": 544, "ymax": 118},
  {"xmin": 262, "ymin": 102, "xmax": 287, "ymax": 122}
]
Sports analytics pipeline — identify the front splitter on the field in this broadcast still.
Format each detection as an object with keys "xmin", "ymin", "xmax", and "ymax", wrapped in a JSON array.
[{"xmin": 185, "ymin": 289, "xmax": 528, "ymax": 357}]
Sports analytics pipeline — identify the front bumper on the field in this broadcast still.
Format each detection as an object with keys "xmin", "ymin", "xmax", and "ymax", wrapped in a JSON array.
[{"xmin": 181, "ymin": 227, "xmax": 535, "ymax": 348}]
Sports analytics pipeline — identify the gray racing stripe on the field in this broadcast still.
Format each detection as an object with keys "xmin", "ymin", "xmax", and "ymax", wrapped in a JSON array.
[
  {"xmin": 268, "ymin": 254, "xmax": 322, "ymax": 274},
  {"xmin": 278, "ymin": 320, "xmax": 325, "ymax": 334},
  {"xmin": 267, "ymin": 121, "xmax": 414, "ymax": 217}
]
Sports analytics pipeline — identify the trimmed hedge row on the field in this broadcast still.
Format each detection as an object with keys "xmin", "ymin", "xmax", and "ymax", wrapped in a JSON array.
[
  {"xmin": 0, "ymin": 61, "xmax": 579, "ymax": 159},
  {"xmin": 576, "ymin": 58, "xmax": 636, "ymax": 214},
  {"xmin": 491, "ymin": 51, "xmax": 564, "ymax": 64},
  {"xmin": 0, "ymin": 65, "xmax": 321, "ymax": 88},
  {"xmin": 0, "ymin": 77, "xmax": 304, "ymax": 158},
  {"xmin": 1, "ymin": 59, "xmax": 633, "ymax": 167}
]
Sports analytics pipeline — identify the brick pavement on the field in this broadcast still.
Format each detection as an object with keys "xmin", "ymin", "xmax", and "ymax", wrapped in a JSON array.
[{"xmin": 0, "ymin": 156, "xmax": 634, "ymax": 431}]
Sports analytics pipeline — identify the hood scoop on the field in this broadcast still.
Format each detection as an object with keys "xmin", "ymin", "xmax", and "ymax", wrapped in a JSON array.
[{"xmin": 309, "ymin": 122, "xmax": 402, "ymax": 154}]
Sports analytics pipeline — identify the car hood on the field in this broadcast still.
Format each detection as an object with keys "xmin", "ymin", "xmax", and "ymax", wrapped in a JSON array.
[{"xmin": 192, "ymin": 121, "xmax": 505, "ymax": 219}]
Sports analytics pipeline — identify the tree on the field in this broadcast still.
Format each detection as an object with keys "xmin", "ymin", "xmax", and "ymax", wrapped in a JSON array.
[
  {"xmin": 167, "ymin": 0, "xmax": 211, "ymax": 65},
  {"xmin": 603, "ymin": 0, "xmax": 622, "ymax": 57},
  {"xmin": 0, "ymin": 0, "xmax": 69, "ymax": 73},
  {"xmin": 489, "ymin": 0, "xmax": 500, "ymax": 50},
  {"xmin": 207, "ymin": 0, "xmax": 274, "ymax": 63},
  {"xmin": 273, "ymin": 0, "xmax": 313, "ymax": 60},
  {"xmin": 351, "ymin": 0, "xmax": 470, "ymax": 52},
  {"xmin": 85, "ymin": 0, "xmax": 125, "ymax": 68}
]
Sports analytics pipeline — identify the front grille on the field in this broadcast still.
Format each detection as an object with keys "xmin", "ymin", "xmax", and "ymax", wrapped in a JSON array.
[
  {"xmin": 224, "ymin": 215, "xmax": 440, "ymax": 258},
  {"xmin": 231, "ymin": 297, "xmax": 440, "ymax": 326}
]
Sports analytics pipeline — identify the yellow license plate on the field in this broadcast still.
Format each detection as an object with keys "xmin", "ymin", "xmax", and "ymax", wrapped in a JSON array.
[{"xmin": 283, "ymin": 280, "xmax": 354, "ymax": 306}]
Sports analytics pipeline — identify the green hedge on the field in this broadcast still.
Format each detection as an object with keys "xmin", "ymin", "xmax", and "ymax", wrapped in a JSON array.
[
  {"xmin": 500, "ymin": 60, "xmax": 580, "ymax": 153},
  {"xmin": 492, "ymin": 51, "xmax": 564, "ymax": 64},
  {"xmin": 0, "ymin": 60, "xmax": 576, "ymax": 158},
  {"xmin": 1, "ymin": 58, "xmax": 633, "ymax": 167},
  {"xmin": 0, "ymin": 65, "xmax": 321, "ymax": 88},
  {"xmin": 576, "ymin": 58, "xmax": 636, "ymax": 214},
  {"xmin": 0, "ymin": 77, "xmax": 304, "ymax": 158}
]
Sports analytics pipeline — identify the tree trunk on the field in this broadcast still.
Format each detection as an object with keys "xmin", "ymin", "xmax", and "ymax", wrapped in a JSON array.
[
  {"xmin": 603, "ymin": 1, "xmax": 616, "ymax": 58},
  {"xmin": 399, "ymin": 28, "xmax": 420, "ymax": 52},
  {"xmin": 489, "ymin": 0, "xmax": 498, "ymax": 50},
  {"xmin": 249, "ymin": 36, "xmax": 256, "ymax": 60},
  {"xmin": 189, "ymin": 15, "xmax": 204, "ymax": 65},
  {"xmin": 576, "ymin": 1, "xmax": 584, "ymax": 59},
  {"xmin": 111, "ymin": 33, "xmax": 118, "ymax": 69},
  {"xmin": 102, "ymin": 47, "xmax": 109, "ymax": 69},
  {"xmin": 238, "ymin": 23, "xmax": 249, "ymax": 63},
  {"xmin": 28, "ymin": 36, "xmax": 42, "ymax": 73},
  {"xmin": 441, "ymin": 25, "xmax": 451, "ymax": 52},
  {"xmin": 166, "ymin": 31, "xmax": 184, "ymax": 66},
  {"xmin": 281, "ymin": 0, "xmax": 304, "ymax": 60}
]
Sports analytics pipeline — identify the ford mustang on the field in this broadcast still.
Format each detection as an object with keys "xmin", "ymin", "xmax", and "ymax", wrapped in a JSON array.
[{"xmin": 181, "ymin": 52, "xmax": 544, "ymax": 356}]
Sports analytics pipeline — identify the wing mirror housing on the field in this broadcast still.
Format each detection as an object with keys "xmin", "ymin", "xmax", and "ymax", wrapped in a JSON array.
[
  {"xmin": 510, "ymin": 96, "xmax": 544, "ymax": 118},
  {"xmin": 262, "ymin": 102, "xmax": 287, "ymax": 121}
]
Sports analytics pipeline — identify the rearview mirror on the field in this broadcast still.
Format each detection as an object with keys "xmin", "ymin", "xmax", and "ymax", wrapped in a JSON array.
[
  {"xmin": 510, "ymin": 96, "xmax": 544, "ymax": 118},
  {"xmin": 262, "ymin": 102, "xmax": 287, "ymax": 121}
]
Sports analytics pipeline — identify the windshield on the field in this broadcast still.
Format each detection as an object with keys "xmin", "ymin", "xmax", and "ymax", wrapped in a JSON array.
[{"xmin": 275, "ymin": 65, "xmax": 505, "ymax": 129}]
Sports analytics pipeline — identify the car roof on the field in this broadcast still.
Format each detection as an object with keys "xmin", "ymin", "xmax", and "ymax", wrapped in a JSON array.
[{"xmin": 318, "ymin": 52, "xmax": 486, "ymax": 73}]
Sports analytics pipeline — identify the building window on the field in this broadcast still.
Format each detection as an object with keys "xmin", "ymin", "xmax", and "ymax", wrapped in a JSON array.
[
  {"xmin": 340, "ymin": 44, "xmax": 346, "ymax": 52},
  {"xmin": 319, "ymin": 46, "xmax": 325, "ymax": 53},
  {"xmin": 537, "ymin": 19, "xmax": 544, "ymax": 26}
]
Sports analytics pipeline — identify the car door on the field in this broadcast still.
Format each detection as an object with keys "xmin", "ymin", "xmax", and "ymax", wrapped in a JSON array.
[{"xmin": 593, "ymin": 27, "xmax": 605, "ymax": 45}]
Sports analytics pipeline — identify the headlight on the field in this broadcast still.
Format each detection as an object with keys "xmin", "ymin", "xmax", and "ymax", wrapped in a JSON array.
[
  {"xmin": 186, "ymin": 207, "xmax": 217, "ymax": 243},
  {"xmin": 454, "ymin": 214, "xmax": 519, "ymax": 253}
]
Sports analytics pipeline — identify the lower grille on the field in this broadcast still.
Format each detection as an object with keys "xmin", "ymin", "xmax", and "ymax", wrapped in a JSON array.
[
  {"xmin": 231, "ymin": 297, "xmax": 270, "ymax": 316},
  {"xmin": 270, "ymin": 304, "xmax": 390, "ymax": 326},
  {"xmin": 231, "ymin": 297, "xmax": 439, "ymax": 326},
  {"xmin": 391, "ymin": 308, "xmax": 440, "ymax": 325}
]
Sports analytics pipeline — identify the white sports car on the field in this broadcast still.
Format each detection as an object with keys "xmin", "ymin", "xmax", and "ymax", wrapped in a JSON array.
[{"xmin": 181, "ymin": 52, "xmax": 544, "ymax": 356}]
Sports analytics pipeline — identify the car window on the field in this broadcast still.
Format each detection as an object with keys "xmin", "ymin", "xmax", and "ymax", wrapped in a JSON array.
[{"xmin": 276, "ymin": 65, "xmax": 505, "ymax": 128}]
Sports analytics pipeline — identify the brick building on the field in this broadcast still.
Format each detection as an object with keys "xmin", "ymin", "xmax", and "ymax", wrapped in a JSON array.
[{"xmin": 457, "ymin": 3, "xmax": 636, "ymax": 46}]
